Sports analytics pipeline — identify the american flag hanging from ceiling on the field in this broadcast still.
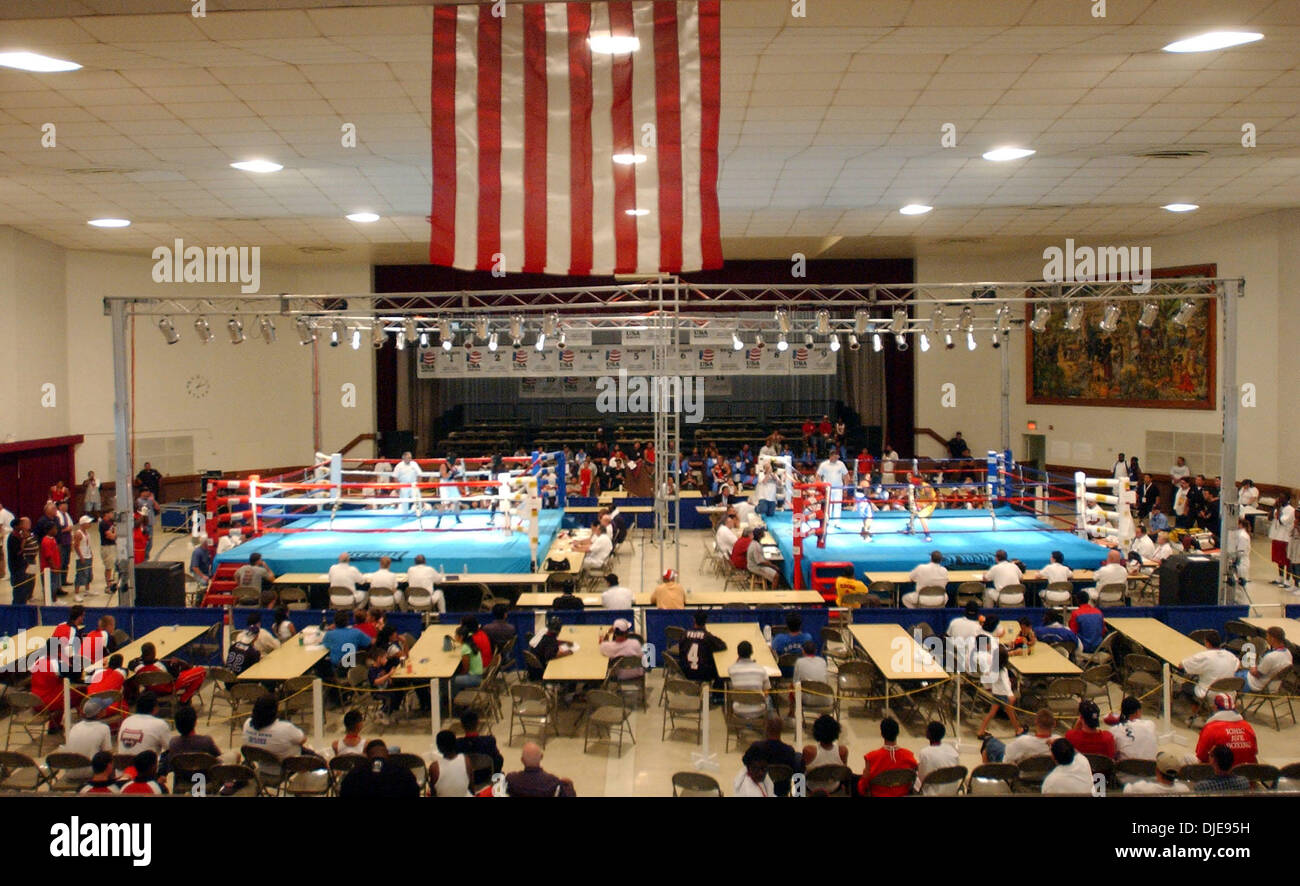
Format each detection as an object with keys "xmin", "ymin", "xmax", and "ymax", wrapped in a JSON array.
[{"xmin": 430, "ymin": 1, "xmax": 722, "ymax": 276}]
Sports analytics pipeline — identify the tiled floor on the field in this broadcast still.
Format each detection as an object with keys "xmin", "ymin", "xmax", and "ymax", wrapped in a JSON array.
[{"xmin": 3, "ymin": 525, "xmax": 1296, "ymax": 796}]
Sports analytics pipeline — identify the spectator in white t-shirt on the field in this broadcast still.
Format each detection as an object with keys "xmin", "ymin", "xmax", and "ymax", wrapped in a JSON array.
[
  {"xmin": 1108, "ymin": 696, "xmax": 1158, "ymax": 775},
  {"xmin": 728, "ymin": 641, "xmax": 771, "ymax": 717},
  {"xmin": 1237, "ymin": 479, "xmax": 1260, "ymax": 509},
  {"xmin": 1236, "ymin": 626, "xmax": 1293, "ymax": 692},
  {"xmin": 59, "ymin": 717, "xmax": 113, "ymax": 780},
  {"xmin": 902, "ymin": 550, "xmax": 950, "ymax": 609},
  {"xmin": 1169, "ymin": 457, "xmax": 1190, "ymax": 482},
  {"xmin": 116, "ymin": 692, "xmax": 173, "ymax": 756},
  {"xmin": 242, "ymin": 695, "xmax": 308, "ymax": 777},
  {"xmin": 715, "ymin": 513, "xmax": 740, "ymax": 559},
  {"xmin": 1041, "ymin": 738, "xmax": 1094, "ymax": 795},
  {"xmin": 982, "ymin": 549, "xmax": 1023, "ymax": 607},
  {"xmin": 915, "ymin": 720, "xmax": 961, "ymax": 794},
  {"xmin": 600, "ymin": 573, "xmax": 634, "ymax": 610},
  {"xmin": 1002, "ymin": 708, "xmax": 1059, "ymax": 766},
  {"xmin": 1178, "ymin": 630, "xmax": 1241, "ymax": 704}
]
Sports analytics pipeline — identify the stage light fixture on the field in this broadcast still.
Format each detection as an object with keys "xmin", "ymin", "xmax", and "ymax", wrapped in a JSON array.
[
  {"xmin": 919, "ymin": 332, "xmax": 930, "ymax": 352},
  {"xmin": 329, "ymin": 318, "xmax": 346, "ymax": 347},
  {"xmin": 194, "ymin": 316, "xmax": 213, "ymax": 344},
  {"xmin": 996, "ymin": 304, "xmax": 1012, "ymax": 332},
  {"xmin": 258, "ymin": 316, "xmax": 276, "ymax": 344},
  {"xmin": 557, "ymin": 331, "xmax": 566, "ymax": 349},
  {"xmin": 777, "ymin": 333, "xmax": 789, "ymax": 352},
  {"xmin": 535, "ymin": 333, "xmax": 546, "ymax": 352},
  {"xmin": 894, "ymin": 333, "xmax": 908, "ymax": 351},
  {"xmin": 1099, "ymin": 302, "xmax": 1121, "ymax": 333},
  {"xmin": 991, "ymin": 330, "xmax": 1001, "ymax": 349},
  {"xmin": 848, "ymin": 333, "xmax": 859, "ymax": 351},
  {"xmin": 815, "ymin": 310, "xmax": 831, "ymax": 335},
  {"xmin": 1029, "ymin": 304, "xmax": 1050, "ymax": 334},
  {"xmin": 890, "ymin": 307, "xmax": 908, "ymax": 334},
  {"xmin": 829, "ymin": 333, "xmax": 841, "ymax": 352},
  {"xmin": 775, "ymin": 310, "xmax": 791, "ymax": 333},
  {"xmin": 871, "ymin": 332, "xmax": 883, "ymax": 352},
  {"xmin": 158, "ymin": 317, "xmax": 180, "ymax": 345},
  {"xmin": 404, "ymin": 318, "xmax": 418, "ymax": 346},
  {"xmin": 441, "ymin": 334, "xmax": 452, "ymax": 352},
  {"xmin": 419, "ymin": 331, "xmax": 429, "ymax": 348},
  {"xmin": 930, "ymin": 307, "xmax": 944, "ymax": 334},
  {"xmin": 440, "ymin": 316, "xmax": 453, "ymax": 341},
  {"xmin": 474, "ymin": 318, "xmax": 488, "ymax": 340},
  {"xmin": 227, "ymin": 317, "xmax": 245, "ymax": 345},
  {"xmin": 755, "ymin": 331, "xmax": 765, "ymax": 349},
  {"xmin": 371, "ymin": 323, "xmax": 387, "ymax": 349},
  {"xmin": 1172, "ymin": 300, "xmax": 1197, "ymax": 326},
  {"xmin": 944, "ymin": 331, "xmax": 955, "ymax": 350},
  {"xmin": 732, "ymin": 331, "xmax": 744, "ymax": 351},
  {"xmin": 543, "ymin": 313, "xmax": 558, "ymax": 337},
  {"xmin": 804, "ymin": 333, "xmax": 814, "ymax": 347},
  {"xmin": 1063, "ymin": 303, "xmax": 1084, "ymax": 331},
  {"xmin": 509, "ymin": 315, "xmax": 523, "ymax": 343},
  {"xmin": 959, "ymin": 306, "xmax": 974, "ymax": 332},
  {"xmin": 488, "ymin": 332, "xmax": 499, "ymax": 352},
  {"xmin": 854, "ymin": 310, "xmax": 870, "ymax": 335},
  {"xmin": 967, "ymin": 331, "xmax": 978, "ymax": 351},
  {"xmin": 295, "ymin": 318, "xmax": 315, "ymax": 345},
  {"xmin": 1138, "ymin": 302, "xmax": 1159, "ymax": 329},
  {"xmin": 351, "ymin": 328, "xmax": 362, "ymax": 350}
]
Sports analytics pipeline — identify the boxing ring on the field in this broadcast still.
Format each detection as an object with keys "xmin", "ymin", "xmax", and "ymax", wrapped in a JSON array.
[
  {"xmin": 774, "ymin": 451, "xmax": 1119, "ymax": 588},
  {"xmin": 205, "ymin": 451, "xmax": 565, "ymax": 576}
]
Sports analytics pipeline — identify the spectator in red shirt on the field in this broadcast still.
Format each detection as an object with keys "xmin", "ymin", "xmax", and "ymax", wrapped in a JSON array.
[
  {"xmin": 855, "ymin": 449, "xmax": 874, "ymax": 481},
  {"xmin": 132, "ymin": 515, "xmax": 148, "ymax": 564},
  {"xmin": 354, "ymin": 609, "xmax": 379, "ymax": 641},
  {"xmin": 31, "ymin": 639, "xmax": 69, "ymax": 732},
  {"xmin": 730, "ymin": 531, "xmax": 753, "ymax": 570},
  {"xmin": 460, "ymin": 615, "xmax": 493, "ymax": 667},
  {"xmin": 1195, "ymin": 694, "xmax": 1258, "ymax": 767},
  {"xmin": 1065, "ymin": 699, "xmax": 1117, "ymax": 759},
  {"xmin": 39, "ymin": 524, "xmax": 64, "ymax": 599},
  {"xmin": 859, "ymin": 716, "xmax": 918, "ymax": 797}
]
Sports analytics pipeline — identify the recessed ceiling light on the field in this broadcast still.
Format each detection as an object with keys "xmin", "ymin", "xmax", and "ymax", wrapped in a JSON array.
[
  {"xmin": 87, "ymin": 218, "xmax": 130, "ymax": 228},
  {"xmin": 625, "ymin": 208, "xmax": 650, "ymax": 216},
  {"xmin": 1162, "ymin": 203, "xmax": 1199, "ymax": 213},
  {"xmin": 982, "ymin": 147, "xmax": 1036, "ymax": 162},
  {"xmin": 899, "ymin": 204, "xmax": 933, "ymax": 216},
  {"xmin": 0, "ymin": 51, "xmax": 81, "ymax": 72},
  {"xmin": 230, "ymin": 159, "xmax": 283, "ymax": 173},
  {"xmin": 589, "ymin": 35, "xmax": 640, "ymax": 54},
  {"xmin": 1163, "ymin": 31, "xmax": 1263, "ymax": 53},
  {"xmin": 612, "ymin": 153, "xmax": 647, "ymax": 165},
  {"xmin": 346, "ymin": 212, "xmax": 380, "ymax": 223}
]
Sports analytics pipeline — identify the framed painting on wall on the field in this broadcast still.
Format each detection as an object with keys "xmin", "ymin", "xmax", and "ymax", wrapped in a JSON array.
[{"xmin": 1025, "ymin": 263, "xmax": 1217, "ymax": 410}]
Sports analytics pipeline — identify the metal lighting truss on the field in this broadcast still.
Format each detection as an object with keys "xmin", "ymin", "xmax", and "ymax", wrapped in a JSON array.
[{"xmin": 104, "ymin": 274, "xmax": 1244, "ymax": 604}]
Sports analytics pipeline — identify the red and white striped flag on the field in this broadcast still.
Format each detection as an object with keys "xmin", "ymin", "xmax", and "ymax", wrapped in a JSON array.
[{"xmin": 430, "ymin": 1, "xmax": 722, "ymax": 276}]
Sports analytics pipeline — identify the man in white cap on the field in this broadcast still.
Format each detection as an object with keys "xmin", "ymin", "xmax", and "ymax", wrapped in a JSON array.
[
  {"xmin": 599, "ymin": 618, "xmax": 644, "ymax": 680},
  {"xmin": 1122, "ymin": 751, "xmax": 1190, "ymax": 794},
  {"xmin": 650, "ymin": 569, "xmax": 685, "ymax": 609}
]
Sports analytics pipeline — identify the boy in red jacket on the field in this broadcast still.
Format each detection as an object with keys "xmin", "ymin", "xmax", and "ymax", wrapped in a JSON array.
[
  {"xmin": 859, "ymin": 716, "xmax": 918, "ymax": 797},
  {"xmin": 39, "ymin": 524, "xmax": 63, "ymax": 599}
]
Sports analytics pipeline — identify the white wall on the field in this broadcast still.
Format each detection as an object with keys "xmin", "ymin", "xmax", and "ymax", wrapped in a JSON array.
[
  {"xmin": 915, "ymin": 211, "xmax": 1294, "ymax": 486},
  {"xmin": 0, "ymin": 229, "xmax": 69, "ymax": 442},
  {"xmin": 63, "ymin": 251, "xmax": 377, "ymax": 483}
]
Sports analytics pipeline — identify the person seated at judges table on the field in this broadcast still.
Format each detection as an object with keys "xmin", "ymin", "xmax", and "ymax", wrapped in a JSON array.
[
  {"xmin": 328, "ymin": 552, "xmax": 367, "ymax": 606},
  {"xmin": 981, "ymin": 549, "xmax": 1022, "ymax": 607},
  {"xmin": 902, "ymin": 550, "xmax": 949, "ymax": 609},
  {"xmin": 1178, "ymin": 630, "xmax": 1240, "ymax": 709},
  {"xmin": 650, "ymin": 568, "xmax": 686, "ymax": 609},
  {"xmin": 572, "ymin": 521, "xmax": 613, "ymax": 573},
  {"xmin": 745, "ymin": 527, "xmax": 780, "ymax": 588},
  {"xmin": 550, "ymin": 580, "xmax": 586, "ymax": 610},
  {"xmin": 365, "ymin": 556, "xmax": 401, "ymax": 607},
  {"xmin": 405, "ymin": 554, "xmax": 446, "ymax": 613},
  {"xmin": 600, "ymin": 573, "xmax": 633, "ymax": 610},
  {"xmin": 1086, "ymin": 549, "xmax": 1129, "ymax": 603}
]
